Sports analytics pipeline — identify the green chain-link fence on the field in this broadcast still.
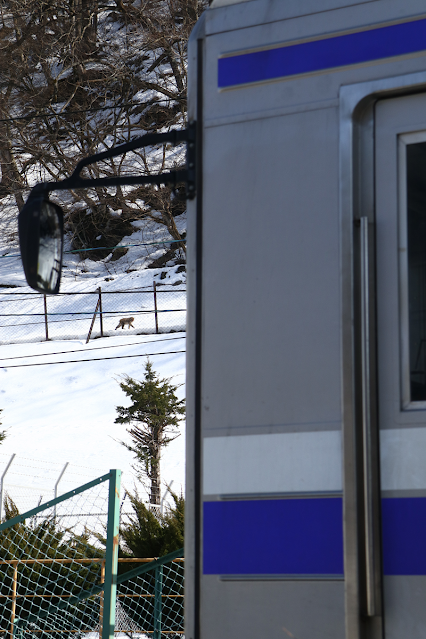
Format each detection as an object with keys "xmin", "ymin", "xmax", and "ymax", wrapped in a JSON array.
[
  {"xmin": 117, "ymin": 551, "xmax": 184, "ymax": 638},
  {"xmin": 0, "ymin": 470, "xmax": 184, "ymax": 639}
]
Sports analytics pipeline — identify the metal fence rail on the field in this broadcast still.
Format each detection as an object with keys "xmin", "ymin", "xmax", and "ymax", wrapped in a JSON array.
[{"xmin": 0, "ymin": 286, "xmax": 186, "ymax": 345}]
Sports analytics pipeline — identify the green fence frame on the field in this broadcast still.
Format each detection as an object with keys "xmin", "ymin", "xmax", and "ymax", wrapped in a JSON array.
[
  {"xmin": 0, "ymin": 469, "xmax": 182, "ymax": 639},
  {"xmin": 153, "ymin": 565, "xmax": 163, "ymax": 639},
  {"xmin": 0, "ymin": 470, "xmax": 120, "ymax": 639},
  {"xmin": 102, "ymin": 469, "xmax": 121, "ymax": 639},
  {"xmin": 116, "ymin": 547, "xmax": 184, "ymax": 638}
]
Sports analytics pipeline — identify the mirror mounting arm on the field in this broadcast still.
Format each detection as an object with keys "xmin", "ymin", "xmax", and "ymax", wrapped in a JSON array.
[
  {"xmin": 29, "ymin": 122, "xmax": 197, "ymax": 200},
  {"xmin": 19, "ymin": 122, "xmax": 197, "ymax": 294}
]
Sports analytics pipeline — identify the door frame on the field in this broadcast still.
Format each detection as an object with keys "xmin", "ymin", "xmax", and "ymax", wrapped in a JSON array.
[{"xmin": 340, "ymin": 71, "xmax": 426, "ymax": 639}]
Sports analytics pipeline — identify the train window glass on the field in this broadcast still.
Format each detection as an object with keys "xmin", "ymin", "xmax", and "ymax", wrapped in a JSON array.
[{"xmin": 406, "ymin": 141, "xmax": 426, "ymax": 402}]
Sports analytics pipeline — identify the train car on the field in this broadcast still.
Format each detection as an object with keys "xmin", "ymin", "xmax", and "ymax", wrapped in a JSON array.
[{"xmin": 185, "ymin": 1, "xmax": 426, "ymax": 638}]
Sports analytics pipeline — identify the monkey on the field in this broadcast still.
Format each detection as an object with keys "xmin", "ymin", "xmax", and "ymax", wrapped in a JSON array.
[{"xmin": 115, "ymin": 317, "xmax": 135, "ymax": 330}]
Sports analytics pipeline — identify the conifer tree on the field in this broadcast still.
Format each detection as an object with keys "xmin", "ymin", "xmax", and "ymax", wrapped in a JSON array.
[
  {"xmin": 120, "ymin": 490, "xmax": 184, "ymax": 558},
  {"xmin": 115, "ymin": 360, "xmax": 185, "ymax": 506}
]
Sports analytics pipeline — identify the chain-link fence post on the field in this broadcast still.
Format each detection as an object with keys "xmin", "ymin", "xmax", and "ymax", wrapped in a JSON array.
[
  {"xmin": 86, "ymin": 297, "xmax": 101, "ymax": 343},
  {"xmin": 102, "ymin": 469, "xmax": 121, "ymax": 639},
  {"xmin": 43, "ymin": 295, "xmax": 49, "ymax": 341},
  {"xmin": 98, "ymin": 287, "xmax": 104, "ymax": 337},
  {"xmin": 53, "ymin": 462, "xmax": 69, "ymax": 519},
  {"xmin": 153, "ymin": 564, "xmax": 163, "ymax": 639},
  {"xmin": 153, "ymin": 282, "xmax": 159, "ymax": 334}
]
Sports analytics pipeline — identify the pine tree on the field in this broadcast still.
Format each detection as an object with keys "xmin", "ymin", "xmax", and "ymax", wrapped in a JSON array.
[
  {"xmin": 115, "ymin": 360, "xmax": 185, "ymax": 505},
  {"xmin": 120, "ymin": 490, "xmax": 184, "ymax": 558}
]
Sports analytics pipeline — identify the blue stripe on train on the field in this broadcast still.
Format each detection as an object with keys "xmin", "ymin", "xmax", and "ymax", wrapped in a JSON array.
[
  {"xmin": 203, "ymin": 497, "xmax": 426, "ymax": 576},
  {"xmin": 382, "ymin": 497, "xmax": 426, "ymax": 575},
  {"xmin": 203, "ymin": 498, "xmax": 344, "ymax": 575},
  {"xmin": 218, "ymin": 17, "xmax": 426, "ymax": 88}
]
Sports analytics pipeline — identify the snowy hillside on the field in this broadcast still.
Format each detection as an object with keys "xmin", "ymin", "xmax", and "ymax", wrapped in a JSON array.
[
  {"xmin": 0, "ymin": 0, "xmax": 201, "ymax": 515},
  {"xmin": 0, "ymin": 218, "xmax": 187, "ymax": 515}
]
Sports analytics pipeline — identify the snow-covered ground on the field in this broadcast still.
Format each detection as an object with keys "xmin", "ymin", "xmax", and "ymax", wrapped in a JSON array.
[
  {"xmin": 0, "ymin": 201, "xmax": 187, "ymax": 292},
  {"xmin": 0, "ymin": 216, "xmax": 187, "ymax": 515}
]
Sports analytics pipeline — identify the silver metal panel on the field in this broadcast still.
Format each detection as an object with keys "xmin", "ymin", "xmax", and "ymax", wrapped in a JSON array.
[
  {"xmin": 201, "ymin": 106, "xmax": 341, "ymax": 435},
  {"xmin": 207, "ymin": 0, "xmax": 395, "ymax": 35},
  {"xmin": 383, "ymin": 577, "xmax": 426, "ymax": 639},
  {"xmin": 187, "ymin": 0, "xmax": 426, "ymax": 638},
  {"xmin": 201, "ymin": 576, "xmax": 345, "ymax": 639}
]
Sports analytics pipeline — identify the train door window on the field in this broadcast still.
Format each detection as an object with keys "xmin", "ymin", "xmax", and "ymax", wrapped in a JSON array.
[{"xmin": 400, "ymin": 134, "xmax": 426, "ymax": 406}]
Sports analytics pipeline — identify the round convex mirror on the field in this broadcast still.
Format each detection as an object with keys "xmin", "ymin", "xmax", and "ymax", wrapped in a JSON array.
[{"xmin": 37, "ymin": 201, "xmax": 63, "ymax": 293}]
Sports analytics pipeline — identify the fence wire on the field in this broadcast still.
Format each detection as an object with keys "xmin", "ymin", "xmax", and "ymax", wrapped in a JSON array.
[{"xmin": 0, "ymin": 287, "xmax": 186, "ymax": 345}]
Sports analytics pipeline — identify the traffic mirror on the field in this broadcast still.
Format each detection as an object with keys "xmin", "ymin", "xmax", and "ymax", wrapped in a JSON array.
[{"xmin": 18, "ymin": 197, "xmax": 64, "ymax": 294}]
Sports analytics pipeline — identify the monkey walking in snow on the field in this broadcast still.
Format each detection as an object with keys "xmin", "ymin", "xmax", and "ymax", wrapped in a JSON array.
[{"xmin": 115, "ymin": 317, "xmax": 135, "ymax": 329}]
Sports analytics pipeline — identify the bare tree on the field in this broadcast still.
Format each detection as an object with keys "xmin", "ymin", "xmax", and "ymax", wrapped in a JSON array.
[{"xmin": 0, "ymin": 0, "xmax": 207, "ymax": 260}]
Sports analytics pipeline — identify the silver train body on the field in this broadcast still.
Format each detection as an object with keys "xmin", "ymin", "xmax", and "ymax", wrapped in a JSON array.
[{"xmin": 185, "ymin": 1, "xmax": 426, "ymax": 637}]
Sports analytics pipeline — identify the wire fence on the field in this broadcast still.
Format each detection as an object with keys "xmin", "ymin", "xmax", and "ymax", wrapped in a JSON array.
[
  {"xmin": 0, "ymin": 556, "xmax": 185, "ymax": 639},
  {"xmin": 0, "ymin": 454, "xmax": 178, "ymax": 534},
  {"xmin": 0, "ymin": 473, "xmax": 112, "ymax": 639},
  {"xmin": 0, "ymin": 286, "xmax": 186, "ymax": 345},
  {"xmin": 0, "ymin": 469, "xmax": 184, "ymax": 639},
  {"xmin": 116, "ymin": 556, "xmax": 184, "ymax": 638},
  {"xmin": 0, "ymin": 455, "xmax": 115, "ymax": 519}
]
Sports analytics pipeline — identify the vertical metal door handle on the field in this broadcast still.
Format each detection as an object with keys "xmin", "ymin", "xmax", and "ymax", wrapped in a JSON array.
[{"xmin": 360, "ymin": 216, "xmax": 376, "ymax": 617}]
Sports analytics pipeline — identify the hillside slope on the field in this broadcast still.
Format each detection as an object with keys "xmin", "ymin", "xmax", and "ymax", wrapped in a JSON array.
[{"xmin": 0, "ymin": 223, "xmax": 187, "ymax": 513}]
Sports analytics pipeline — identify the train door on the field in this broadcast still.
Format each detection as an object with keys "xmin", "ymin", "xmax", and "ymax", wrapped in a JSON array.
[{"xmin": 375, "ymin": 92, "xmax": 426, "ymax": 637}]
